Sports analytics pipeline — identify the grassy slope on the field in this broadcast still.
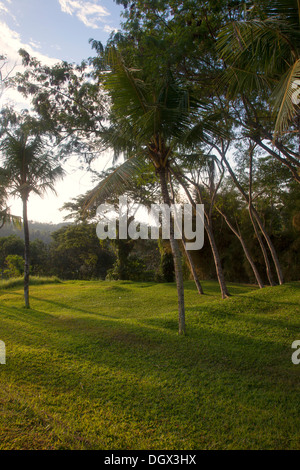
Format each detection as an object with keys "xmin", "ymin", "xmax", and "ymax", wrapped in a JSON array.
[{"xmin": 0, "ymin": 279, "xmax": 299, "ymax": 450}]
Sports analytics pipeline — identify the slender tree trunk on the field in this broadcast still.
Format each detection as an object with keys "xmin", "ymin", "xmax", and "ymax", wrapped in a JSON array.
[
  {"xmin": 168, "ymin": 174, "xmax": 203, "ymax": 295},
  {"xmin": 204, "ymin": 217, "xmax": 230, "ymax": 299},
  {"xmin": 173, "ymin": 170, "xmax": 230, "ymax": 299},
  {"xmin": 250, "ymin": 207, "xmax": 284, "ymax": 285},
  {"xmin": 22, "ymin": 197, "xmax": 30, "ymax": 308},
  {"xmin": 248, "ymin": 149, "xmax": 276, "ymax": 286},
  {"xmin": 248, "ymin": 205, "xmax": 276, "ymax": 286},
  {"xmin": 238, "ymin": 229, "xmax": 265, "ymax": 288},
  {"xmin": 182, "ymin": 239, "xmax": 204, "ymax": 295},
  {"xmin": 158, "ymin": 168, "xmax": 185, "ymax": 335},
  {"xmin": 223, "ymin": 155, "xmax": 284, "ymax": 285},
  {"xmin": 216, "ymin": 207, "xmax": 264, "ymax": 288}
]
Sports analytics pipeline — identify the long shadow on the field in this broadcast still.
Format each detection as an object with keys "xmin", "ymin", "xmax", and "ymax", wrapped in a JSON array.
[
  {"xmin": 3, "ymin": 293, "xmax": 300, "ymax": 450},
  {"xmin": 2, "ymin": 281, "xmax": 300, "ymax": 449},
  {"xmin": 4, "ymin": 303, "xmax": 297, "ymax": 385},
  {"xmin": 5, "ymin": 315, "xmax": 300, "ymax": 451},
  {"xmin": 1, "ymin": 292, "xmax": 106, "ymax": 323},
  {"xmin": 239, "ymin": 294, "xmax": 300, "ymax": 308},
  {"xmin": 27, "ymin": 295, "xmax": 121, "ymax": 319}
]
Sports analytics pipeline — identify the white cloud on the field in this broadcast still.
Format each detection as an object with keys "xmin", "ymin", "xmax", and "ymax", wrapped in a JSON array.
[
  {"xmin": 0, "ymin": 21, "xmax": 58, "ymax": 66},
  {"xmin": 29, "ymin": 39, "xmax": 42, "ymax": 50},
  {"xmin": 0, "ymin": 2, "xmax": 9, "ymax": 14},
  {"xmin": 103, "ymin": 24, "xmax": 118, "ymax": 34},
  {"xmin": 58, "ymin": 0, "xmax": 110, "ymax": 29},
  {"xmin": 0, "ymin": 1, "xmax": 17, "ymax": 22},
  {"xmin": 0, "ymin": 21, "xmax": 59, "ymax": 109}
]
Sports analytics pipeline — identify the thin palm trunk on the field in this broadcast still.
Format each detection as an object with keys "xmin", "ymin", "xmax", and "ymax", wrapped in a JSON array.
[
  {"xmin": 248, "ymin": 149, "xmax": 276, "ymax": 286},
  {"xmin": 204, "ymin": 216, "xmax": 230, "ymax": 299},
  {"xmin": 182, "ymin": 239, "xmax": 204, "ymax": 295},
  {"xmin": 22, "ymin": 196, "xmax": 30, "ymax": 308},
  {"xmin": 250, "ymin": 207, "xmax": 284, "ymax": 284},
  {"xmin": 223, "ymin": 155, "xmax": 284, "ymax": 285},
  {"xmin": 173, "ymin": 170, "xmax": 230, "ymax": 299},
  {"xmin": 158, "ymin": 168, "xmax": 185, "ymax": 335},
  {"xmin": 248, "ymin": 204, "xmax": 276, "ymax": 286},
  {"xmin": 169, "ymin": 177, "xmax": 204, "ymax": 295},
  {"xmin": 216, "ymin": 206, "xmax": 264, "ymax": 288},
  {"xmin": 190, "ymin": 183, "xmax": 230, "ymax": 298}
]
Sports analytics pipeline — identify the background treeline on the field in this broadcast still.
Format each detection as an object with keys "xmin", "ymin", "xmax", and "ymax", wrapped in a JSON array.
[
  {"xmin": 1, "ymin": 163, "xmax": 298, "ymax": 285},
  {"xmin": 0, "ymin": 221, "xmax": 66, "ymax": 243}
]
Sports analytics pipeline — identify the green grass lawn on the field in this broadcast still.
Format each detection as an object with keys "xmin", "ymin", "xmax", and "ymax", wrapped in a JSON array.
[{"xmin": 0, "ymin": 279, "xmax": 299, "ymax": 450}]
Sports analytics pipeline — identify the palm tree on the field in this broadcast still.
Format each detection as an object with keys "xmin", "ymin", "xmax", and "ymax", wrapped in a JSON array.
[
  {"xmin": 85, "ymin": 49, "xmax": 212, "ymax": 334},
  {"xmin": 0, "ymin": 168, "xmax": 21, "ymax": 228},
  {"xmin": 0, "ymin": 111, "xmax": 64, "ymax": 307},
  {"xmin": 218, "ymin": 0, "xmax": 300, "ymax": 141}
]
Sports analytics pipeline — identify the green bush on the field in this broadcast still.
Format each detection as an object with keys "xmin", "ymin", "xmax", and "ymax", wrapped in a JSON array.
[{"xmin": 3, "ymin": 254, "xmax": 24, "ymax": 278}]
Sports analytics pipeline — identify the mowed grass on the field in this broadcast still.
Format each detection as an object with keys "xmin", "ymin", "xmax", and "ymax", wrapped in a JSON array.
[{"xmin": 0, "ymin": 279, "xmax": 299, "ymax": 450}]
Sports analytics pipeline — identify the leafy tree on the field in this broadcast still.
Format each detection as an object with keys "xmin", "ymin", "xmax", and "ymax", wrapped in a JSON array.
[
  {"xmin": 158, "ymin": 240, "xmax": 175, "ymax": 283},
  {"xmin": 29, "ymin": 239, "xmax": 50, "ymax": 276},
  {"xmin": 9, "ymin": 0, "xmax": 297, "ymax": 311},
  {"xmin": 215, "ymin": 189, "xmax": 265, "ymax": 288},
  {"xmin": 0, "ymin": 235, "xmax": 24, "ymax": 277},
  {"xmin": 50, "ymin": 223, "xmax": 114, "ymax": 280},
  {"xmin": 0, "ymin": 54, "xmax": 15, "ymax": 100},
  {"xmin": 0, "ymin": 168, "xmax": 11, "ymax": 228},
  {"xmin": 12, "ymin": 49, "xmax": 109, "ymax": 166},
  {"xmin": 4, "ymin": 254, "xmax": 24, "ymax": 278}
]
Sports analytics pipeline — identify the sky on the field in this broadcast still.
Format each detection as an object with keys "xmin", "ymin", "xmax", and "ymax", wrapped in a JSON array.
[{"xmin": 0, "ymin": 0, "xmax": 124, "ymax": 223}]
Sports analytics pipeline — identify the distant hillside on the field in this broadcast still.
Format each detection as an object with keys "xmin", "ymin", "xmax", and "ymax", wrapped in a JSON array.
[{"xmin": 0, "ymin": 221, "xmax": 69, "ymax": 244}]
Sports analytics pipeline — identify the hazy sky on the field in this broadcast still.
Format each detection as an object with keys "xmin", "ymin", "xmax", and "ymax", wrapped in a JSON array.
[{"xmin": 0, "ymin": 0, "xmax": 123, "ymax": 223}]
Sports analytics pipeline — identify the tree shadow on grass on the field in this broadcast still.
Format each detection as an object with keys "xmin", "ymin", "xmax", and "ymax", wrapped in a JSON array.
[
  {"xmin": 27, "ymin": 295, "xmax": 122, "ymax": 320},
  {"xmin": 2, "ymin": 282, "xmax": 300, "ymax": 449},
  {"xmin": 3, "ymin": 297, "xmax": 300, "ymax": 449}
]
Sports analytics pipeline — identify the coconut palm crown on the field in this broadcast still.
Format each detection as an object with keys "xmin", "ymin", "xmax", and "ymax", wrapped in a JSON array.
[{"xmin": 85, "ymin": 47, "xmax": 218, "ymax": 334}]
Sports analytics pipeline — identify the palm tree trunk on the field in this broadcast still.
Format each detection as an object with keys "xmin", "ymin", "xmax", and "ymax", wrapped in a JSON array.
[
  {"xmin": 173, "ymin": 170, "xmax": 230, "ymax": 299},
  {"xmin": 223, "ymin": 155, "xmax": 284, "ymax": 285},
  {"xmin": 248, "ymin": 149, "xmax": 276, "ymax": 286},
  {"xmin": 248, "ymin": 204, "xmax": 276, "ymax": 286},
  {"xmin": 182, "ymin": 239, "xmax": 204, "ymax": 295},
  {"xmin": 216, "ymin": 207, "xmax": 264, "ymax": 288},
  {"xmin": 204, "ymin": 216, "xmax": 230, "ymax": 299},
  {"xmin": 22, "ymin": 197, "xmax": 30, "ymax": 308},
  {"xmin": 158, "ymin": 168, "xmax": 185, "ymax": 335},
  {"xmin": 250, "ymin": 207, "xmax": 284, "ymax": 285}
]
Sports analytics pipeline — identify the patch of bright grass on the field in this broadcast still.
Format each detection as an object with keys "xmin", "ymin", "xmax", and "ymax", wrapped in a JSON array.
[
  {"xmin": 0, "ymin": 280, "xmax": 299, "ymax": 449},
  {"xmin": 0, "ymin": 276, "xmax": 62, "ymax": 290}
]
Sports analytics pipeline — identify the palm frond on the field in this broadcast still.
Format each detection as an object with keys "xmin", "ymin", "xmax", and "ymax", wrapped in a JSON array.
[
  {"xmin": 265, "ymin": 0, "xmax": 300, "ymax": 27},
  {"xmin": 104, "ymin": 48, "xmax": 148, "ymax": 116},
  {"xmin": 217, "ymin": 18, "xmax": 297, "ymax": 97},
  {"xmin": 218, "ymin": 19, "xmax": 295, "ymax": 69},
  {"xmin": 83, "ymin": 154, "xmax": 148, "ymax": 211},
  {"xmin": 0, "ymin": 129, "xmax": 65, "ymax": 201},
  {"xmin": 272, "ymin": 58, "xmax": 300, "ymax": 137},
  {"xmin": 102, "ymin": 48, "xmax": 204, "ymax": 152}
]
